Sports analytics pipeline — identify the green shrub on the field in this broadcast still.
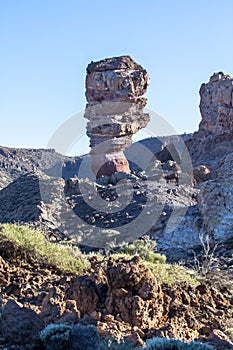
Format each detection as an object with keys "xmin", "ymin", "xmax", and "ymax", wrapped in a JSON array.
[
  {"xmin": 145, "ymin": 261, "xmax": 198, "ymax": 286},
  {"xmin": 118, "ymin": 237, "xmax": 166, "ymax": 264},
  {"xmin": 226, "ymin": 328, "xmax": 233, "ymax": 342},
  {"xmin": 0, "ymin": 224, "xmax": 90, "ymax": 273},
  {"xmin": 147, "ymin": 251, "xmax": 166, "ymax": 264},
  {"xmin": 71, "ymin": 324, "xmax": 135, "ymax": 350},
  {"xmin": 145, "ymin": 337, "xmax": 214, "ymax": 350},
  {"xmin": 40, "ymin": 323, "xmax": 73, "ymax": 350},
  {"xmin": 40, "ymin": 323, "xmax": 134, "ymax": 350},
  {"xmin": 70, "ymin": 324, "xmax": 100, "ymax": 350}
]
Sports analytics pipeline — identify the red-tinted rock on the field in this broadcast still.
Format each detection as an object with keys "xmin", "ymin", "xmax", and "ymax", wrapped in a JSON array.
[{"xmin": 85, "ymin": 56, "xmax": 150, "ymax": 178}]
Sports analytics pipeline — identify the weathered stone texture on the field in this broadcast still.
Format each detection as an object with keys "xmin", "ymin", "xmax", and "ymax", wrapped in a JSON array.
[
  {"xmin": 85, "ymin": 56, "xmax": 150, "ymax": 177},
  {"xmin": 199, "ymin": 72, "xmax": 233, "ymax": 134}
]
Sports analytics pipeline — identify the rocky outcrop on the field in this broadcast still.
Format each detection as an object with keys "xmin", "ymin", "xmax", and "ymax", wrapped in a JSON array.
[
  {"xmin": 197, "ymin": 151, "xmax": 233, "ymax": 242},
  {"xmin": 85, "ymin": 56, "xmax": 150, "ymax": 177},
  {"xmin": 0, "ymin": 299, "xmax": 44, "ymax": 349},
  {"xmin": 199, "ymin": 72, "xmax": 233, "ymax": 134},
  {"xmin": 187, "ymin": 72, "xmax": 233, "ymax": 168},
  {"xmin": 1, "ymin": 253, "xmax": 233, "ymax": 348},
  {"xmin": 38, "ymin": 256, "xmax": 233, "ymax": 340},
  {"xmin": 85, "ymin": 56, "xmax": 149, "ymax": 104},
  {"xmin": 185, "ymin": 72, "xmax": 233, "ymax": 244},
  {"xmin": 85, "ymin": 101, "xmax": 150, "ymax": 177}
]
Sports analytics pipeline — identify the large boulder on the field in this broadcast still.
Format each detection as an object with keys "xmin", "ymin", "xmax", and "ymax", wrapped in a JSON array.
[{"xmin": 0, "ymin": 299, "xmax": 44, "ymax": 349}]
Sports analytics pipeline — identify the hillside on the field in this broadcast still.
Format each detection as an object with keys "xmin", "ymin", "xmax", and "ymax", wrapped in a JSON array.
[
  {"xmin": 0, "ymin": 224, "xmax": 232, "ymax": 349},
  {"xmin": 0, "ymin": 69, "xmax": 233, "ymax": 349}
]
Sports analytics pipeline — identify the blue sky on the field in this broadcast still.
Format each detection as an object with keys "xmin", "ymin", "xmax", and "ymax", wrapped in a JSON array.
[{"xmin": 1, "ymin": 0, "xmax": 233, "ymax": 155}]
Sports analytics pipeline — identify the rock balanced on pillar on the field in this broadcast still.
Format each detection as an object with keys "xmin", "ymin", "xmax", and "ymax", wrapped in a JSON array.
[{"xmin": 84, "ymin": 55, "xmax": 150, "ymax": 178}]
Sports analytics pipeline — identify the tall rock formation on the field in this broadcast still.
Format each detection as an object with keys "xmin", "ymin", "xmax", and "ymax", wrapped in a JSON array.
[
  {"xmin": 186, "ymin": 71, "xmax": 233, "ymax": 243},
  {"xmin": 85, "ymin": 56, "xmax": 150, "ymax": 178},
  {"xmin": 186, "ymin": 72, "xmax": 233, "ymax": 166},
  {"xmin": 199, "ymin": 72, "xmax": 233, "ymax": 134}
]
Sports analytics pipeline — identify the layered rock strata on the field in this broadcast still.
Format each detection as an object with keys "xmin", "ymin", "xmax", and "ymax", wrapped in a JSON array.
[{"xmin": 85, "ymin": 56, "xmax": 150, "ymax": 177}]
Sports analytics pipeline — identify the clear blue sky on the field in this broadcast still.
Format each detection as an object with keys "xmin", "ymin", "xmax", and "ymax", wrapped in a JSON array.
[{"xmin": 1, "ymin": 0, "xmax": 233, "ymax": 155}]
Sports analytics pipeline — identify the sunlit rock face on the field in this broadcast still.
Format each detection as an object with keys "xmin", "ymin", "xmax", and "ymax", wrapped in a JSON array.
[
  {"xmin": 85, "ymin": 55, "xmax": 149, "ymax": 104},
  {"xmin": 85, "ymin": 56, "xmax": 150, "ymax": 178},
  {"xmin": 199, "ymin": 72, "xmax": 233, "ymax": 134}
]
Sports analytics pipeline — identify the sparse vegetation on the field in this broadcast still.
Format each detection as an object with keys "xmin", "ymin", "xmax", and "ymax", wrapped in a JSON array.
[
  {"xmin": 145, "ymin": 337, "xmax": 214, "ymax": 349},
  {"xmin": 226, "ymin": 328, "xmax": 233, "ymax": 343},
  {"xmin": 145, "ymin": 261, "xmax": 198, "ymax": 286},
  {"xmin": 40, "ymin": 324, "xmax": 135, "ymax": 350},
  {"xmin": 0, "ymin": 224, "xmax": 90, "ymax": 274},
  {"xmin": 0, "ymin": 224, "xmax": 198, "ymax": 285},
  {"xmin": 118, "ymin": 237, "xmax": 166, "ymax": 264},
  {"xmin": 117, "ymin": 238, "xmax": 197, "ymax": 286},
  {"xmin": 40, "ymin": 323, "xmax": 73, "ymax": 350},
  {"xmin": 192, "ymin": 234, "xmax": 233, "ymax": 290},
  {"xmin": 192, "ymin": 234, "xmax": 219, "ymax": 278},
  {"xmin": 0, "ymin": 223, "xmax": 232, "ymax": 350},
  {"xmin": 4, "ymin": 225, "xmax": 201, "ymax": 289}
]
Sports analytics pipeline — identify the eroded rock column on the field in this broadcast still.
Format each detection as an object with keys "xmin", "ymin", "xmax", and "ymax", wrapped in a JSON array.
[{"xmin": 84, "ymin": 56, "xmax": 150, "ymax": 178}]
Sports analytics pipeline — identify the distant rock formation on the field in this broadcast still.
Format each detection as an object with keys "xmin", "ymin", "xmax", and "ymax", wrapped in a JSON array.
[
  {"xmin": 186, "ymin": 71, "xmax": 233, "ymax": 243},
  {"xmin": 199, "ymin": 72, "xmax": 233, "ymax": 134},
  {"xmin": 85, "ymin": 56, "xmax": 150, "ymax": 177},
  {"xmin": 186, "ymin": 72, "xmax": 233, "ymax": 167}
]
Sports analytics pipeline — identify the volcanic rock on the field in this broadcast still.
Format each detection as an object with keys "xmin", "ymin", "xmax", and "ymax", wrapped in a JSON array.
[
  {"xmin": 0, "ymin": 299, "xmax": 44, "ymax": 349},
  {"xmin": 199, "ymin": 72, "xmax": 233, "ymax": 134},
  {"xmin": 185, "ymin": 72, "xmax": 233, "ymax": 244},
  {"xmin": 187, "ymin": 72, "xmax": 233, "ymax": 167},
  {"xmin": 85, "ymin": 56, "xmax": 150, "ymax": 177},
  {"xmin": 85, "ymin": 55, "xmax": 149, "ymax": 104}
]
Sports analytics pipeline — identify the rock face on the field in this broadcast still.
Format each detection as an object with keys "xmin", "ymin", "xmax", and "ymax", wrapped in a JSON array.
[
  {"xmin": 197, "ymin": 151, "xmax": 233, "ymax": 242},
  {"xmin": 199, "ymin": 72, "xmax": 233, "ymax": 134},
  {"xmin": 85, "ymin": 56, "xmax": 149, "ymax": 104},
  {"xmin": 85, "ymin": 56, "xmax": 150, "ymax": 178},
  {"xmin": 186, "ymin": 71, "xmax": 233, "ymax": 243},
  {"xmin": 187, "ymin": 72, "xmax": 233, "ymax": 167}
]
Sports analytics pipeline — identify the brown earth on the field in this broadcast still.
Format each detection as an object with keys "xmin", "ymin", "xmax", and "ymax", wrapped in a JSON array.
[{"xmin": 0, "ymin": 240, "xmax": 232, "ymax": 349}]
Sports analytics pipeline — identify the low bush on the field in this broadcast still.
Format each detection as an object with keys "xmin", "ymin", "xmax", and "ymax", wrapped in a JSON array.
[
  {"xmin": 145, "ymin": 337, "xmax": 214, "ymax": 349},
  {"xmin": 118, "ymin": 237, "xmax": 166, "ymax": 264},
  {"xmin": 40, "ymin": 323, "xmax": 73, "ymax": 350},
  {"xmin": 40, "ymin": 323, "xmax": 135, "ymax": 350}
]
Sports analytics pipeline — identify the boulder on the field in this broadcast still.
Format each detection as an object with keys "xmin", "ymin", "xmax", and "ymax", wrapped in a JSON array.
[{"xmin": 0, "ymin": 299, "xmax": 44, "ymax": 349}]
